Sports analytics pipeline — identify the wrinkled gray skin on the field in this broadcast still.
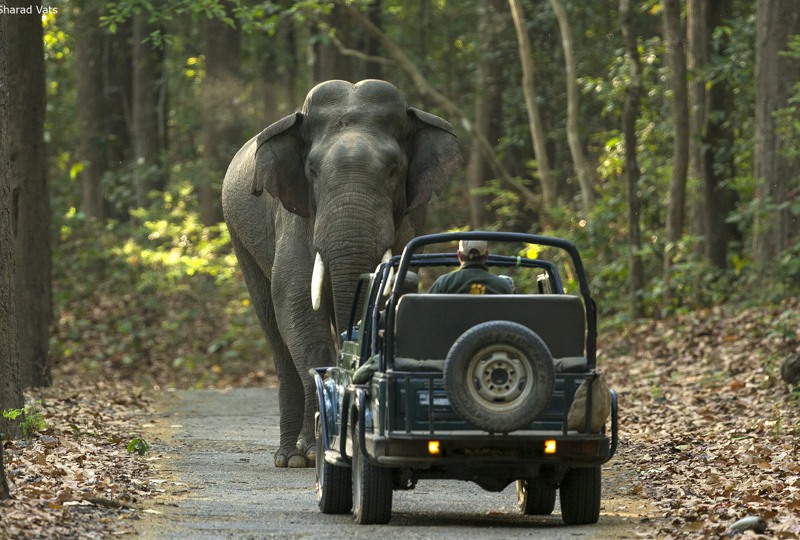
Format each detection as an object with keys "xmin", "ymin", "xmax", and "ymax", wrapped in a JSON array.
[{"xmin": 222, "ymin": 80, "xmax": 462, "ymax": 467}]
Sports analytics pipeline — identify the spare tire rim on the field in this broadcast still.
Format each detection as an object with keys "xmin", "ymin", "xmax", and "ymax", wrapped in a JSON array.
[{"xmin": 466, "ymin": 345, "xmax": 534, "ymax": 412}]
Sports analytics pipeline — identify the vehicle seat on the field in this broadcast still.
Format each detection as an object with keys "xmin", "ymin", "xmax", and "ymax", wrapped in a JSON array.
[{"xmin": 393, "ymin": 294, "xmax": 587, "ymax": 369}]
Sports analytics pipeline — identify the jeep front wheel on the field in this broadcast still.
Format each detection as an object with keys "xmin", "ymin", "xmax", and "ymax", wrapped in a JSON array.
[
  {"xmin": 315, "ymin": 414, "xmax": 352, "ymax": 514},
  {"xmin": 444, "ymin": 321, "xmax": 555, "ymax": 433},
  {"xmin": 351, "ymin": 421, "xmax": 393, "ymax": 524}
]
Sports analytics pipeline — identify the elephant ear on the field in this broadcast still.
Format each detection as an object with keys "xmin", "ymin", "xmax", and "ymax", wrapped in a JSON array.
[
  {"xmin": 252, "ymin": 112, "xmax": 310, "ymax": 217},
  {"xmin": 405, "ymin": 107, "xmax": 463, "ymax": 212}
]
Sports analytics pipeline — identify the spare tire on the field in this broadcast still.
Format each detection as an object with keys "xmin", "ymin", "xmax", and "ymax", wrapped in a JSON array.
[{"xmin": 443, "ymin": 321, "xmax": 555, "ymax": 433}]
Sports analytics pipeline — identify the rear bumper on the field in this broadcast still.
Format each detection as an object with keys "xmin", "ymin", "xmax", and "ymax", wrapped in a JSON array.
[{"xmin": 365, "ymin": 431, "xmax": 611, "ymax": 469}]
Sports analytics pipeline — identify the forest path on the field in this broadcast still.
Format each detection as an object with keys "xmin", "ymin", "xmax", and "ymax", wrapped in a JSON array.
[{"xmin": 131, "ymin": 388, "xmax": 657, "ymax": 539}]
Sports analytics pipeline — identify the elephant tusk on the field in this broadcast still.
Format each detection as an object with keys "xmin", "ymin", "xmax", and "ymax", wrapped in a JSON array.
[
  {"xmin": 311, "ymin": 252, "xmax": 325, "ymax": 311},
  {"xmin": 382, "ymin": 249, "xmax": 394, "ymax": 297}
]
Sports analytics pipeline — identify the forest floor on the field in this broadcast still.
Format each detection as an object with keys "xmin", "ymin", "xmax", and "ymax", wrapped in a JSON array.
[{"xmin": 1, "ymin": 298, "xmax": 799, "ymax": 539}]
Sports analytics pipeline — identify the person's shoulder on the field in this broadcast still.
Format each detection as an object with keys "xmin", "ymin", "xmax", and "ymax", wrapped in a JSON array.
[
  {"xmin": 489, "ymin": 273, "xmax": 514, "ymax": 293},
  {"xmin": 429, "ymin": 271, "xmax": 454, "ymax": 292}
]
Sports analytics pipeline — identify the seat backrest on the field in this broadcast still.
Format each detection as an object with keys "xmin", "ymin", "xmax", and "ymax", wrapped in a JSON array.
[{"xmin": 393, "ymin": 294, "xmax": 585, "ymax": 361}]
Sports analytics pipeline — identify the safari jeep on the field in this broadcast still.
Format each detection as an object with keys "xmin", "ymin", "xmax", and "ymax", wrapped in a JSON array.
[{"xmin": 311, "ymin": 231, "xmax": 618, "ymax": 525}]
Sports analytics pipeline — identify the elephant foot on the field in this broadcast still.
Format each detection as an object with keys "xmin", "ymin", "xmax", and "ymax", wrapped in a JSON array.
[
  {"xmin": 287, "ymin": 453, "xmax": 307, "ymax": 468},
  {"xmin": 297, "ymin": 439, "xmax": 316, "ymax": 468},
  {"xmin": 275, "ymin": 448, "xmax": 308, "ymax": 468},
  {"xmin": 274, "ymin": 451, "xmax": 289, "ymax": 468}
]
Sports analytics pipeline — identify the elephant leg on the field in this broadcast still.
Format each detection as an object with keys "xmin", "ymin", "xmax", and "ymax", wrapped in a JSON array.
[
  {"xmin": 229, "ymin": 232, "xmax": 307, "ymax": 468},
  {"xmin": 271, "ymin": 253, "xmax": 337, "ymax": 468},
  {"xmin": 263, "ymin": 316, "xmax": 307, "ymax": 468},
  {"xmin": 275, "ymin": 316, "xmax": 335, "ymax": 468}
]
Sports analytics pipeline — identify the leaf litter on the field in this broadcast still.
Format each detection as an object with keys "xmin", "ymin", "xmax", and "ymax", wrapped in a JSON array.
[
  {"xmin": 601, "ymin": 297, "xmax": 800, "ymax": 538},
  {"xmin": 1, "ymin": 374, "xmax": 156, "ymax": 539}
]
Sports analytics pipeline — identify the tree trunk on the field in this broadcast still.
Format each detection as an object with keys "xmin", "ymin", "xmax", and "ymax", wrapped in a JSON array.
[
  {"xmin": 7, "ymin": 0, "xmax": 51, "ymax": 387},
  {"xmin": 687, "ymin": 0, "xmax": 706, "ymax": 252},
  {"xmin": 361, "ymin": 0, "xmax": 383, "ymax": 80},
  {"xmin": 689, "ymin": 0, "xmax": 734, "ymax": 269},
  {"xmin": 465, "ymin": 0, "xmax": 507, "ymax": 228},
  {"xmin": 549, "ymin": 0, "xmax": 594, "ymax": 215},
  {"xmin": 508, "ymin": 0, "xmax": 557, "ymax": 212},
  {"xmin": 661, "ymin": 0, "xmax": 690, "ymax": 304},
  {"xmin": 620, "ymin": 0, "xmax": 645, "ymax": 319},
  {"xmin": 314, "ymin": 5, "xmax": 359, "ymax": 83},
  {"xmin": 132, "ymin": 13, "xmax": 165, "ymax": 208},
  {"xmin": 106, "ymin": 20, "xmax": 133, "ymax": 169},
  {"xmin": 74, "ymin": 0, "xmax": 110, "ymax": 220},
  {"xmin": 258, "ymin": 7, "xmax": 299, "ymax": 126},
  {"xmin": 1, "ymin": 7, "xmax": 24, "ymax": 492},
  {"xmin": 752, "ymin": 0, "xmax": 800, "ymax": 262},
  {"xmin": 705, "ymin": 1, "xmax": 738, "ymax": 266},
  {"xmin": 200, "ymin": 4, "xmax": 242, "ymax": 225}
]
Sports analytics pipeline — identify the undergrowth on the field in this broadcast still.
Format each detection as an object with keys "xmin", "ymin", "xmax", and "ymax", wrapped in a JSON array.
[{"xmin": 51, "ymin": 182, "xmax": 270, "ymax": 389}]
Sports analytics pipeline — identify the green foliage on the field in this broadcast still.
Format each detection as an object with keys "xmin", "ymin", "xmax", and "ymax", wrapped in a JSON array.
[
  {"xmin": 3, "ymin": 401, "xmax": 48, "ymax": 439},
  {"xmin": 51, "ymin": 181, "xmax": 267, "ymax": 388},
  {"xmin": 126, "ymin": 437, "xmax": 151, "ymax": 456}
]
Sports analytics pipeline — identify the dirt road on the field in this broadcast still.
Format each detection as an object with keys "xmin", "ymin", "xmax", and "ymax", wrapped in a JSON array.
[{"xmin": 133, "ymin": 388, "xmax": 656, "ymax": 539}]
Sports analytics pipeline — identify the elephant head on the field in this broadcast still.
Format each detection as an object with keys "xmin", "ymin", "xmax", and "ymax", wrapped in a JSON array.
[{"xmin": 251, "ymin": 80, "xmax": 462, "ymax": 332}]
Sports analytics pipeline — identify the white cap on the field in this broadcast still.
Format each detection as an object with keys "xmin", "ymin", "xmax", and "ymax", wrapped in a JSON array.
[{"xmin": 458, "ymin": 240, "xmax": 488, "ymax": 259}]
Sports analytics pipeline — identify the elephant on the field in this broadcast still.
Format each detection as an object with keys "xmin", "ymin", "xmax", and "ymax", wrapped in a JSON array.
[{"xmin": 221, "ymin": 79, "xmax": 462, "ymax": 467}]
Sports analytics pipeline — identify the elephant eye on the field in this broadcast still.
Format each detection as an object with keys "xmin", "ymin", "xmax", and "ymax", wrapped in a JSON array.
[{"xmin": 387, "ymin": 160, "xmax": 400, "ymax": 178}]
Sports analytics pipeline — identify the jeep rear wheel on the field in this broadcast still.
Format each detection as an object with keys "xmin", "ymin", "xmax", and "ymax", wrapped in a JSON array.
[
  {"xmin": 516, "ymin": 478, "xmax": 556, "ymax": 515},
  {"xmin": 559, "ymin": 466, "xmax": 601, "ymax": 525},
  {"xmin": 352, "ymin": 421, "xmax": 393, "ymax": 524},
  {"xmin": 315, "ymin": 414, "xmax": 352, "ymax": 514},
  {"xmin": 444, "ymin": 321, "xmax": 555, "ymax": 433}
]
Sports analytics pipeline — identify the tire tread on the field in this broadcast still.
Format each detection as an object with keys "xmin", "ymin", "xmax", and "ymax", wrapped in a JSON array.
[
  {"xmin": 352, "ymin": 423, "xmax": 393, "ymax": 524},
  {"xmin": 559, "ymin": 466, "xmax": 601, "ymax": 525}
]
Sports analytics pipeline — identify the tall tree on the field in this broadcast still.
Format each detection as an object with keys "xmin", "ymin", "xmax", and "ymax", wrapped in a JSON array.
[
  {"xmin": 314, "ymin": 5, "xmax": 359, "ymax": 83},
  {"xmin": 620, "ymin": 0, "xmax": 645, "ymax": 318},
  {"xmin": 200, "ymin": 3, "xmax": 242, "ymax": 225},
  {"xmin": 107, "ymin": 20, "xmax": 133, "ymax": 174},
  {"xmin": 132, "ymin": 13, "xmax": 165, "ymax": 208},
  {"xmin": 311, "ymin": 2, "xmax": 382, "ymax": 84},
  {"xmin": 509, "ymin": 0, "xmax": 557, "ymax": 212},
  {"xmin": 74, "ymin": 0, "xmax": 110, "ymax": 220},
  {"xmin": 1, "ymin": 3, "xmax": 24, "ymax": 496},
  {"xmin": 465, "ymin": 0, "xmax": 507, "ymax": 228},
  {"xmin": 7, "ymin": 0, "xmax": 51, "ymax": 387},
  {"xmin": 661, "ymin": 0, "xmax": 689, "ymax": 302},
  {"xmin": 752, "ymin": 0, "xmax": 800, "ymax": 262},
  {"xmin": 549, "ymin": 0, "xmax": 594, "ymax": 215},
  {"xmin": 256, "ymin": 9, "xmax": 299, "ymax": 126},
  {"xmin": 688, "ymin": 0, "xmax": 734, "ymax": 269}
]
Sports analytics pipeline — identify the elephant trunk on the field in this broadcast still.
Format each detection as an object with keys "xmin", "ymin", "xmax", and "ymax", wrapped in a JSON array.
[
  {"xmin": 313, "ymin": 172, "xmax": 398, "ymax": 334},
  {"xmin": 325, "ymin": 248, "xmax": 386, "ymax": 335},
  {"xmin": 315, "ymin": 229, "xmax": 394, "ymax": 334}
]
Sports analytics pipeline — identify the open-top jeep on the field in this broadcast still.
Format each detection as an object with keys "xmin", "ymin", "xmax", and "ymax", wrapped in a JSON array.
[{"xmin": 311, "ymin": 231, "xmax": 618, "ymax": 525}]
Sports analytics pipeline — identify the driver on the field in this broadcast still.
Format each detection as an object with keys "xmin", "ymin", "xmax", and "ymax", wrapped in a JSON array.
[{"xmin": 428, "ymin": 240, "xmax": 513, "ymax": 295}]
